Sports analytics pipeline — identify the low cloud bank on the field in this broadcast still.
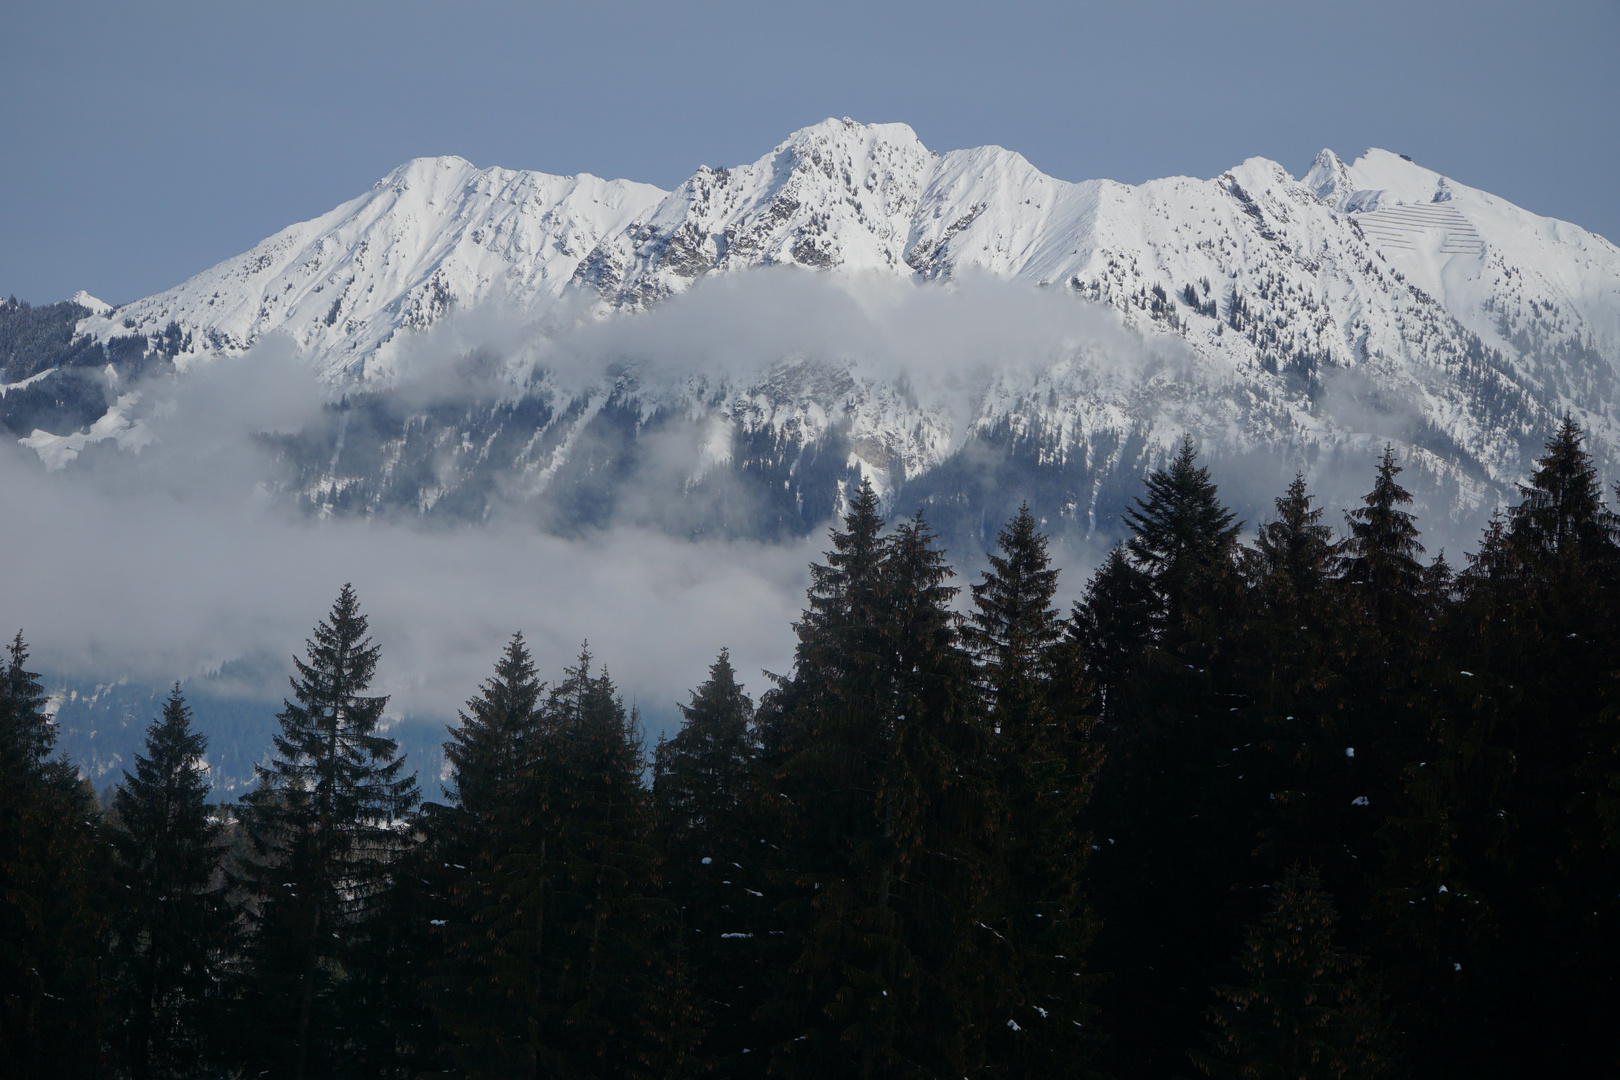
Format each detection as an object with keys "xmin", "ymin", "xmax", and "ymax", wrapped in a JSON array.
[
  {"xmin": 0, "ymin": 439, "xmax": 815, "ymax": 719},
  {"xmin": 2, "ymin": 270, "xmax": 1490, "ymax": 727},
  {"xmin": 390, "ymin": 268, "xmax": 1170, "ymax": 393}
]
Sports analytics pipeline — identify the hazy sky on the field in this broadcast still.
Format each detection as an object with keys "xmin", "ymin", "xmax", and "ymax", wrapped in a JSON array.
[{"xmin": 3, "ymin": 0, "xmax": 1616, "ymax": 306}]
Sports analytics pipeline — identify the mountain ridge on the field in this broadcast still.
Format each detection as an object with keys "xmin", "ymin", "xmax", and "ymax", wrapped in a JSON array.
[
  {"xmin": 71, "ymin": 119, "xmax": 1620, "ymax": 383},
  {"xmin": 13, "ymin": 118, "xmax": 1620, "ymax": 548}
]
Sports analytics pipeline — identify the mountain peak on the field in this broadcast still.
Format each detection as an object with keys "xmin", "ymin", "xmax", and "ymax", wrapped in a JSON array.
[
  {"xmin": 68, "ymin": 289, "xmax": 112, "ymax": 315},
  {"xmin": 373, "ymin": 154, "xmax": 479, "ymax": 187},
  {"xmin": 781, "ymin": 117, "xmax": 928, "ymax": 152},
  {"xmin": 30, "ymin": 121, "xmax": 1620, "ymax": 542},
  {"xmin": 65, "ymin": 124, "xmax": 1620, "ymax": 417},
  {"xmin": 1302, "ymin": 148, "xmax": 1352, "ymax": 204}
]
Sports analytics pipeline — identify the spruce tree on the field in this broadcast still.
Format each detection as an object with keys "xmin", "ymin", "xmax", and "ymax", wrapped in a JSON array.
[
  {"xmin": 1328, "ymin": 448, "xmax": 1438, "ymax": 1015},
  {"xmin": 1236, "ymin": 477, "xmax": 1366, "ymax": 899},
  {"xmin": 771, "ymin": 477, "xmax": 890, "ymax": 731},
  {"xmin": 107, "ymin": 685, "xmax": 229, "ymax": 1080},
  {"xmin": 1338, "ymin": 446, "xmax": 1425, "ymax": 628},
  {"xmin": 1191, "ymin": 866, "xmax": 1390, "ymax": 1080},
  {"xmin": 1395, "ymin": 419, "xmax": 1620, "ymax": 1076},
  {"xmin": 428, "ymin": 632, "xmax": 553, "ymax": 1078},
  {"xmin": 1508, "ymin": 415, "xmax": 1620, "ymax": 564},
  {"xmin": 1124, "ymin": 437, "xmax": 1242, "ymax": 631},
  {"xmin": 1250, "ymin": 474, "xmax": 1339, "ymax": 601},
  {"xmin": 752, "ymin": 480, "xmax": 896, "ymax": 1076},
  {"xmin": 235, "ymin": 584, "xmax": 419, "ymax": 1080},
  {"xmin": 544, "ymin": 648, "xmax": 695, "ymax": 1079},
  {"xmin": 653, "ymin": 650, "xmax": 766, "ymax": 1075},
  {"xmin": 443, "ymin": 631, "xmax": 545, "ymax": 820},
  {"xmin": 969, "ymin": 505, "xmax": 1065, "ymax": 703},
  {"xmin": 655, "ymin": 650, "xmax": 756, "ymax": 857},
  {"xmin": 1089, "ymin": 446, "xmax": 1251, "ymax": 1079},
  {"xmin": 0, "ymin": 631, "xmax": 54, "ymax": 768},
  {"xmin": 762, "ymin": 505, "xmax": 1000, "ymax": 1080},
  {"xmin": 439, "ymin": 645, "xmax": 695, "ymax": 1080},
  {"xmin": 877, "ymin": 513, "xmax": 997, "ymax": 1078},
  {"xmin": 1069, "ymin": 545, "xmax": 1155, "ymax": 726},
  {"xmin": 0, "ymin": 632, "xmax": 108, "ymax": 1079},
  {"xmin": 968, "ymin": 506, "xmax": 1103, "ymax": 1078}
]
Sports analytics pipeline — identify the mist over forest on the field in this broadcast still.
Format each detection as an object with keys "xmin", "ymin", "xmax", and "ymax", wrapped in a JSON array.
[
  {"xmin": 7, "ymin": 413, "xmax": 1620, "ymax": 1077},
  {"xmin": 4, "ymin": 273, "xmax": 1515, "ymax": 796},
  {"xmin": 5, "ymin": 247, "xmax": 1619, "ymax": 1080}
]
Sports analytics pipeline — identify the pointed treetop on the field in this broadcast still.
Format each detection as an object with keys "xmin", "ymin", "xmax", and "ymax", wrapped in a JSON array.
[
  {"xmin": 113, "ymin": 683, "xmax": 214, "ymax": 841},
  {"xmin": 1340, "ymin": 445, "xmax": 1425, "ymax": 594},
  {"xmin": 1125, "ymin": 436, "xmax": 1241, "ymax": 600},
  {"xmin": 1254, "ymin": 472, "xmax": 1338, "ymax": 586},
  {"xmin": 831, "ymin": 477, "xmax": 886, "ymax": 557},
  {"xmin": 692, "ymin": 647, "xmax": 741, "ymax": 701},
  {"xmin": 1, "ymin": 630, "xmax": 54, "ymax": 772},
  {"xmin": 1510, "ymin": 415, "xmax": 1619, "ymax": 559},
  {"xmin": 446, "ymin": 631, "xmax": 543, "ymax": 812},
  {"xmin": 970, "ymin": 502, "xmax": 1063, "ymax": 665}
]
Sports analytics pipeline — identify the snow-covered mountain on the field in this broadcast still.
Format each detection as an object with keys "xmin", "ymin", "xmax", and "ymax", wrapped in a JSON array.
[
  {"xmin": 77, "ymin": 159, "xmax": 665, "ymax": 376},
  {"xmin": 42, "ymin": 120, "xmax": 1620, "ymax": 545}
]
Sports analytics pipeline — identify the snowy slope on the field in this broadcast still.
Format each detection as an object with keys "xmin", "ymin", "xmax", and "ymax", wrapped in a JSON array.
[
  {"xmin": 56, "ymin": 119, "xmax": 1620, "ymax": 537},
  {"xmin": 77, "ymin": 157, "xmax": 665, "ymax": 378}
]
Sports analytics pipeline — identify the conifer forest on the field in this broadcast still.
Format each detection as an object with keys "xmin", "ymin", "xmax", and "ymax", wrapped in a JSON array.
[{"xmin": 6, "ymin": 420, "xmax": 1620, "ymax": 1080}]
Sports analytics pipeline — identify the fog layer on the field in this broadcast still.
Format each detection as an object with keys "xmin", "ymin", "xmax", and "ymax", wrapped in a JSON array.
[{"xmin": 3, "ymin": 272, "xmax": 1480, "ymax": 723}]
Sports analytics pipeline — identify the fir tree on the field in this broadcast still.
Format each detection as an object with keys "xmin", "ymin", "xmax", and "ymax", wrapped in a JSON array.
[
  {"xmin": 427, "ymin": 633, "xmax": 553, "ymax": 1078},
  {"xmin": 107, "ymin": 685, "xmax": 229, "ymax": 1080},
  {"xmin": 0, "ymin": 632, "xmax": 108, "ymax": 1079},
  {"xmin": 753, "ymin": 477, "xmax": 897, "ymax": 1060},
  {"xmin": 968, "ymin": 505, "xmax": 1065, "ymax": 705},
  {"xmin": 544, "ymin": 648, "xmax": 696, "ymax": 1079},
  {"xmin": 424, "ymin": 628, "xmax": 551, "ymax": 1074},
  {"xmin": 235, "ymin": 584, "xmax": 419, "ymax": 1080},
  {"xmin": 1090, "ymin": 446, "xmax": 1251, "ymax": 1079},
  {"xmin": 1191, "ymin": 866, "xmax": 1390, "ymax": 1080},
  {"xmin": 1338, "ymin": 446, "xmax": 1425, "ymax": 627},
  {"xmin": 1237, "ymin": 476, "xmax": 1366, "ymax": 894},
  {"xmin": 1069, "ymin": 545, "xmax": 1155, "ymax": 726},
  {"xmin": 1508, "ymin": 415, "xmax": 1620, "ymax": 564},
  {"xmin": 752, "ymin": 481, "xmax": 897, "ymax": 1076},
  {"xmin": 655, "ymin": 650, "xmax": 756, "ymax": 855},
  {"xmin": 1326, "ymin": 448, "xmax": 1438, "ymax": 1010},
  {"xmin": 440, "ymin": 645, "xmax": 695, "ymax": 1080},
  {"xmin": 444, "ymin": 632, "xmax": 545, "ymax": 819},
  {"xmin": 1399, "ymin": 419, "xmax": 1620, "ymax": 1076},
  {"xmin": 763, "ymin": 507, "xmax": 1001, "ymax": 1079},
  {"xmin": 0, "ymin": 631, "xmax": 54, "ymax": 769},
  {"xmin": 777, "ymin": 477, "xmax": 890, "ymax": 721},
  {"xmin": 653, "ymin": 650, "xmax": 766, "ymax": 1075},
  {"xmin": 968, "ymin": 506, "xmax": 1103, "ymax": 1078},
  {"xmin": 1124, "ymin": 437, "xmax": 1242, "ymax": 631},
  {"xmin": 1250, "ymin": 474, "xmax": 1339, "ymax": 602}
]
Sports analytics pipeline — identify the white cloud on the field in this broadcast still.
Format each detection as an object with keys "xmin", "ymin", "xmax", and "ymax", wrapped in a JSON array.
[{"xmin": 2, "ymin": 269, "xmax": 1488, "ymax": 730}]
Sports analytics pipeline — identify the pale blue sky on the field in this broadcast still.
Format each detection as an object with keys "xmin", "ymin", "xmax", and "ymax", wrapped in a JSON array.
[{"xmin": 3, "ymin": 0, "xmax": 1615, "ymax": 305}]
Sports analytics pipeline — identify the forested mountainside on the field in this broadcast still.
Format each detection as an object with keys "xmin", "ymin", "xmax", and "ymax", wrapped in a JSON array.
[{"xmin": 7, "ymin": 119, "xmax": 1620, "ymax": 552}]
